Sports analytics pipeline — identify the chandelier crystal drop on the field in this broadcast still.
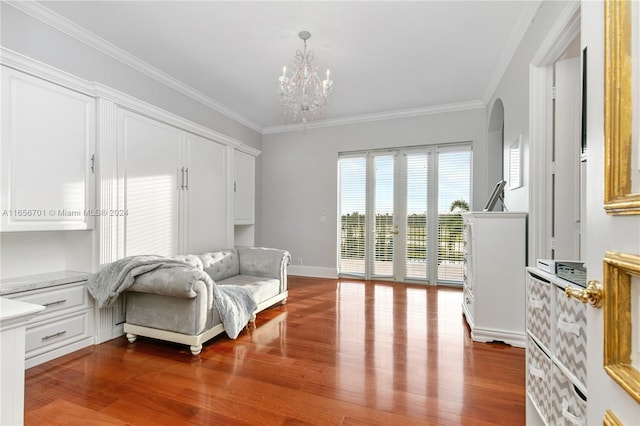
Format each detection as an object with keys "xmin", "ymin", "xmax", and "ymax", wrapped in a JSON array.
[{"xmin": 278, "ymin": 31, "xmax": 333, "ymax": 124}]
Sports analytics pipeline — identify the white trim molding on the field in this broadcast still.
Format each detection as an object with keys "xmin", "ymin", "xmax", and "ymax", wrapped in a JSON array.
[
  {"xmin": 4, "ymin": 0, "xmax": 263, "ymax": 133},
  {"xmin": 528, "ymin": 1, "xmax": 581, "ymax": 264},
  {"xmin": 263, "ymin": 100, "xmax": 486, "ymax": 134},
  {"xmin": 288, "ymin": 265, "xmax": 338, "ymax": 279},
  {"xmin": 0, "ymin": 47, "xmax": 259, "ymax": 154},
  {"xmin": 482, "ymin": 1, "xmax": 543, "ymax": 104}
]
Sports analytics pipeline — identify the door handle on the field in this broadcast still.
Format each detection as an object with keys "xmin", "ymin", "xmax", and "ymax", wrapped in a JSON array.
[{"xmin": 565, "ymin": 280, "xmax": 603, "ymax": 308}]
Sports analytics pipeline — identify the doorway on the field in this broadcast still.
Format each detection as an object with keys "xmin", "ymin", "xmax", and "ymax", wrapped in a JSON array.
[{"xmin": 338, "ymin": 144, "xmax": 472, "ymax": 284}]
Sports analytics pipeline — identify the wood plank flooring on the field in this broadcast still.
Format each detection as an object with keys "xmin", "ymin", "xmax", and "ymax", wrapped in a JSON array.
[{"xmin": 24, "ymin": 276, "xmax": 525, "ymax": 425}]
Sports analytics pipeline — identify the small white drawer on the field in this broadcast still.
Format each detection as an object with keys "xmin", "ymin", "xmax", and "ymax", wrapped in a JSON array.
[
  {"xmin": 555, "ymin": 287, "xmax": 587, "ymax": 387},
  {"xmin": 25, "ymin": 311, "xmax": 91, "ymax": 357},
  {"xmin": 10, "ymin": 281, "xmax": 90, "ymax": 321},
  {"xmin": 527, "ymin": 273, "xmax": 552, "ymax": 350},
  {"xmin": 551, "ymin": 364, "xmax": 587, "ymax": 426},
  {"xmin": 527, "ymin": 336, "xmax": 552, "ymax": 424}
]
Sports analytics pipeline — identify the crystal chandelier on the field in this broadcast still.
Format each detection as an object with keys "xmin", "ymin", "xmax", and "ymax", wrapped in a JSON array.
[{"xmin": 278, "ymin": 31, "xmax": 333, "ymax": 124}]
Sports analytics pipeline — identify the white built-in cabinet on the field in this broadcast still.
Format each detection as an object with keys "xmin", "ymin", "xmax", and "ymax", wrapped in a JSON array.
[
  {"xmin": 234, "ymin": 150, "xmax": 255, "ymax": 225},
  {"xmin": 184, "ymin": 133, "xmax": 228, "ymax": 253},
  {"xmin": 119, "ymin": 109, "xmax": 229, "ymax": 257},
  {"xmin": 233, "ymin": 149, "xmax": 256, "ymax": 247},
  {"xmin": 0, "ymin": 50, "xmax": 259, "ymax": 348},
  {"xmin": 461, "ymin": 212, "xmax": 527, "ymax": 347},
  {"xmin": 1, "ymin": 66, "xmax": 95, "ymax": 232}
]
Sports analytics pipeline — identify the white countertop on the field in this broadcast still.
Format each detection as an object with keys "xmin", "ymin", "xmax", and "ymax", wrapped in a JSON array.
[
  {"xmin": 0, "ymin": 297, "xmax": 45, "ymax": 329},
  {"xmin": 0, "ymin": 270, "xmax": 89, "ymax": 296}
]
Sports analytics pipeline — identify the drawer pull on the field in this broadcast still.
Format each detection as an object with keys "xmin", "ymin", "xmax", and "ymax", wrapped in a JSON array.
[
  {"xmin": 43, "ymin": 299, "xmax": 67, "ymax": 307},
  {"xmin": 562, "ymin": 399, "xmax": 584, "ymax": 426},
  {"xmin": 529, "ymin": 366, "xmax": 545, "ymax": 379},
  {"xmin": 42, "ymin": 330, "xmax": 67, "ymax": 341},
  {"xmin": 558, "ymin": 318, "xmax": 581, "ymax": 336}
]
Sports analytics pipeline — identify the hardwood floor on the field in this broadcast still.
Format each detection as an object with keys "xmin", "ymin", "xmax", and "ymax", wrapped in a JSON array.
[{"xmin": 24, "ymin": 276, "xmax": 525, "ymax": 425}]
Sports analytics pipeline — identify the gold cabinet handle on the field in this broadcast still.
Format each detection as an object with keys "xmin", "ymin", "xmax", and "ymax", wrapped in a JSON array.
[{"xmin": 565, "ymin": 280, "xmax": 603, "ymax": 308}]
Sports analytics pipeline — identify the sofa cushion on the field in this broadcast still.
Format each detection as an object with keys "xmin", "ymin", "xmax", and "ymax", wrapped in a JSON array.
[
  {"xmin": 219, "ymin": 275, "xmax": 280, "ymax": 303},
  {"xmin": 199, "ymin": 249, "xmax": 240, "ymax": 282},
  {"xmin": 172, "ymin": 254, "xmax": 203, "ymax": 270}
]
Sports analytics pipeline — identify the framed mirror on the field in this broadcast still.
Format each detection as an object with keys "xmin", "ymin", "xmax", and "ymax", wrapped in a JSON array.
[{"xmin": 604, "ymin": 0, "xmax": 640, "ymax": 214}]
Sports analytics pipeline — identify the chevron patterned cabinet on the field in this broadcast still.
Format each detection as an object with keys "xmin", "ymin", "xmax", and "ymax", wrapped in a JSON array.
[{"xmin": 525, "ymin": 268, "xmax": 588, "ymax": 426}]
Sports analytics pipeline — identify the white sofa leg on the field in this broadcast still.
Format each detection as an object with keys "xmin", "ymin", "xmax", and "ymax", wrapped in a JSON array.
[
  {"xmin": 126, "ymin": 333, "xmax": 137, "ymax": 343},
  {"xmin": 190, "ymin": 344, "xmax": 202, "ymax": 356},
  {"xmin": 281, "ymin": 298, "xmax": 288, "ymax": 305},
  {"xmin": 249, "ymin": 314, "xmax": 257, "ymax": 323}
]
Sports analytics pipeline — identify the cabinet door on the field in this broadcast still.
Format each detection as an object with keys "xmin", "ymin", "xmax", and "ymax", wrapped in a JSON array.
[
  {"xmin": 183, "ymin": 133, "xmax": 227, "ymax": 253},
  {"xmin": 1, "ymin": 67, "xmax": 95, "ymax": 231},
  {"xmin": 120, "ymin": 109, "xmax": 181, "ymax": 257},
  {"xmin": 234, "ymin": 150, "xmax": 255, "ymax": 225}
]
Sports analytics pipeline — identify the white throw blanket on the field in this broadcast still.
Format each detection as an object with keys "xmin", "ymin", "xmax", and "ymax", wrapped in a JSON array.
[{"xmin": 87, "ymin": 255, "xmax": 257, "ymax": 339}]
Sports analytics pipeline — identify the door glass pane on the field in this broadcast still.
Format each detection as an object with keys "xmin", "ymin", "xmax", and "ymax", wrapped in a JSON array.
[
  {"xmin": 373, "ymin": 155, "xmax": 394, "ymax": 277},
  {"xmin": 406, "ymin": 153, "xmax": 430, "ymax": 279},
  {"xmin": 437, "ymin": 149, "xmax": 472, "ymax": 283},
  {"xmin": 339, "ymin": 156, "xmax": 366, "ymax": 275}
]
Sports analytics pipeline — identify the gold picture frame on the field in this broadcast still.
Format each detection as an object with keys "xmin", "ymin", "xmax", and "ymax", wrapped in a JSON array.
[
  {"xmin": 603, "ymin": 251, "xmax": 640, "ymax": 403},
  {"xmin": 603, "ymin": 409, "xmax": 623, "ymax": 426},
  {"xmin": 604, "ymin": 0, "xmax": 638, "ymax": 214}
]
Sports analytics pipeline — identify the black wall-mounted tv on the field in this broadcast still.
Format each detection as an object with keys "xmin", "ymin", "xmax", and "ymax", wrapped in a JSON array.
[{"xmin": 483, "ymin": 180, "xmax": 507, "ymax": 212}]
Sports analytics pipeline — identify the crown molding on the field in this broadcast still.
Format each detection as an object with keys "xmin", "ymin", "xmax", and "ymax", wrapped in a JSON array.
[
  {"xmin": 262, "ymin": 100, "xmax": 486, "ymax": 134},
  {"xmin": 482, "ymin": 0, "xmax": 542, "ymax": 104},
  {"xmin": 5, "ymin": 0, "xmax": 263, "ymax": 134},
  {"xmin": 1, "ymin": 47, "xmax": 258, "ymax": 152},
  {"xmin": 0, "ymin": 46, "xmax": 95, "ymax": 95},
  {"xmin": 531, "ymin": 0, "xmax": 580, "ymax": 67}
]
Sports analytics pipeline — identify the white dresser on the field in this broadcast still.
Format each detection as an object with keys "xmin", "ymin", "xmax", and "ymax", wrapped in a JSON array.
[
  {"xmin": 461, "ymin": 212, "xmax": 527, "ymax": 347},
  {"xmin": 1, "ymin": 271, "xmax": 94, "ymax": 368},
  {"xmin": 0, "ymin": 297, "xmax": 45, "ymax": 425},
  {"xmin": 526, "ymin": 267, "xmax": 587, "ymax": 425}
]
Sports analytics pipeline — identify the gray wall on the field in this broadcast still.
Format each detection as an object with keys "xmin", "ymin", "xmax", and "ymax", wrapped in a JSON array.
[
  {"xmin": 0, "ymin": 4, "xmax": 262, "ymax": 149},
  {"xmin": 260, "ymin": 109, "xmax": 487, "ymax": 273}
]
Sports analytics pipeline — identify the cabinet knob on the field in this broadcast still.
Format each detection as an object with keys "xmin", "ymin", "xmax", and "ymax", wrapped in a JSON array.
[{"xmin": 565, "ymin": 280, "xmax": 603, "ymax": 308}]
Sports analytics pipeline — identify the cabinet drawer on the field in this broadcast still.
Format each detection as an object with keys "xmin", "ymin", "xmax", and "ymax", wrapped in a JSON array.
[
  {"xmin": 25, "ymin": 311, "xmax": 92, "ymax": 357},
  {"xmin": 527, "ymin": 336, "xmax": 551, "ymax": 423},
  {"xmin": 555, "ymin": 287, "xmax": 587, "ymax": 386},
  {"xmin": 527, "ymin": 274, "xmax": 552, "ymax": 350},
  {"xmin": 10, "ymin": 282, "xmax": 90, "ymax": 320},
  {"xmin": 551, "ymin": 364, "xmax": 587, "ymax": 426}
]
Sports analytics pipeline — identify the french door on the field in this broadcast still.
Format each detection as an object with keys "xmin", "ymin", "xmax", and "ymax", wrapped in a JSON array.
[{"xmin": 338, "ymin": 144, "xmax": 472, "ymax": 283}]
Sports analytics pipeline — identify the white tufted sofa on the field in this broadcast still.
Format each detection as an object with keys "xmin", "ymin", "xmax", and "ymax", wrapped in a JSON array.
[{"xmin": 123, "ymin": 247, "xmax": 290, "ymax": 355}]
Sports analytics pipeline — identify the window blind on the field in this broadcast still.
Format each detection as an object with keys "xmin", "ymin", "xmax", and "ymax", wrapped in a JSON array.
[
  {"xmin": 338, "ymin": 155, "xmax": 367, "ymax": 276},
  {"xmin": 437, "ymin": 147, "xmax": 472, "ymax": 283},
  {"xmin": 405, "ymin": 152, "xmax": 431, "ymax": 279},
  {"xmin": 373, "ymin": 154, "xmax": 394, "ymax": 277}
]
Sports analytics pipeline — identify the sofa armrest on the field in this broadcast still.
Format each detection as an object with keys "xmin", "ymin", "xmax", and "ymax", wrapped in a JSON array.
[
  {"xmin": 237, "ymin": 247, "xmax": 291, "ymax": 286},
  {"xmin": 128, "ymin": 266, "xmax": 213, "ymax": 306}
]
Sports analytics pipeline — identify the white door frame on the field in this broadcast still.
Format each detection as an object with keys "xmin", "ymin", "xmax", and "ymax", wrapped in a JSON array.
[{"xmin": 529, "ymin": 1, "xmax": 581, "ymax": 264}]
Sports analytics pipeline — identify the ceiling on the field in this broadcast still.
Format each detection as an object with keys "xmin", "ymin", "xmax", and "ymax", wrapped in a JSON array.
[{"xmin": 33, "ymin": 1, "xmax": 540, "ymax": 133}]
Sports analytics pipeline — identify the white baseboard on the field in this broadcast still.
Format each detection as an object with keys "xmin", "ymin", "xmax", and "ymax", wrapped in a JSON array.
[{"xmin": 288, "ymin": 265, "xmax": 338, "ymax": 279}]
